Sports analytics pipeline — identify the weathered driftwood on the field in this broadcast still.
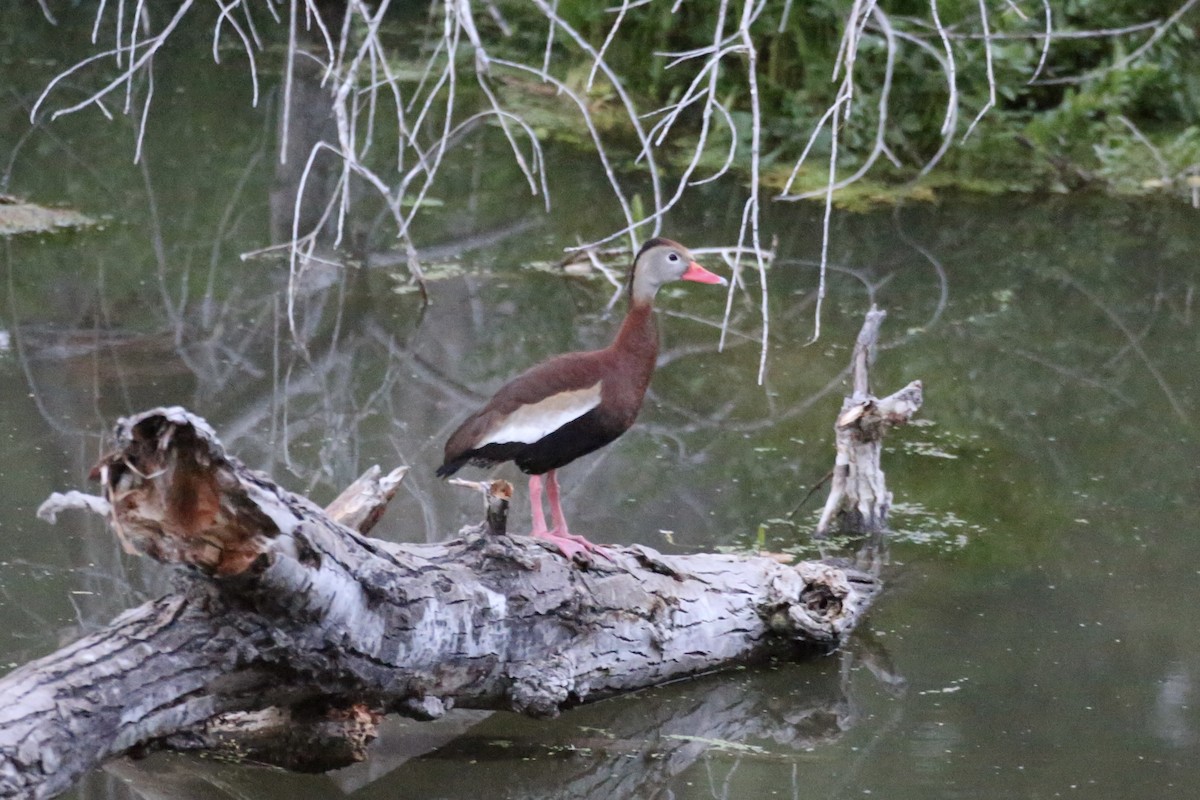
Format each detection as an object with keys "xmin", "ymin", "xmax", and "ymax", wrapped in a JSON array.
[
  {"xmin": 815, "ymin": 307, "xmax": 923, "ymax": 536},
  {"xmin": 0, "ymin": 406, "xmax": 879, "ymax": 800}
]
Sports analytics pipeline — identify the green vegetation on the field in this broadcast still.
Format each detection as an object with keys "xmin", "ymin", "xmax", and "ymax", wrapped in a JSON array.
[{"xmin": 480, "ymin": 0, "xmax": 1200, "ymax": 204}]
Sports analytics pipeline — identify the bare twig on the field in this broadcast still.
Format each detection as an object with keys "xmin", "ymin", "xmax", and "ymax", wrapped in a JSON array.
[
  {"xmin": 1032, "ymin": 0, "xmax": 1200, "ymax": 86},
  {"xmin": 961, "ymin": 0, "xmax": 996, "ymax": 142},
  {"xmin": 1117, "ymin": 114, "xmax": 1171, "ymax": 182},
  {"xmin": 1030, "ymin": 0, "xmax": 1053, "ymax": 84}
]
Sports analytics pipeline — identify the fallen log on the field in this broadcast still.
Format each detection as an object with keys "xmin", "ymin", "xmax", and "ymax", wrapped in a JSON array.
[{"xmin": 0, "ymin": 406, "xmax": 879, "ymax": 799}]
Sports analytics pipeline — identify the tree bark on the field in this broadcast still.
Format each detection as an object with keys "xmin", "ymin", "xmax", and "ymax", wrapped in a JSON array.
[
  {"xmin": 0, "ymin": 407, "xmax": 879, "ymax": 800},
  {"xmin": 816, "ymin": 307, "xmax": 923, "ymax": 536}
]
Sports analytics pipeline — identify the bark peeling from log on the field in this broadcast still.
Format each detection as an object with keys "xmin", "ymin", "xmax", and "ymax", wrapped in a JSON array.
[{"xmin": 0, "ymin": 406, "xmax": 881, "ymax": 800}]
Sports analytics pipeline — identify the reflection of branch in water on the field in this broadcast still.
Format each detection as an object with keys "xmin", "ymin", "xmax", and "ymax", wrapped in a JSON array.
[
  {"xmin": 642, "ymin": 361, "xmax": 853, "ymax": 441},
  {"xmin": 384, "ymin": 664, "xmax": 857, "ymax": 800},
  {"xmin": 0, "ymin": 553, "xmax": 152, "ymax": 664},
  {"xmin": 29, "ymin": 139, "xmax": 536, "ymax": 485},
  {"xmin": 1008, "ymin": 347, "xmax": 1134, "ymax": 407},
  {"xmin": 367, "ymin": 218, "xmax": 543, "ymax": 271},
  {"xmin": 203, "ymin": 99, "xmax": 274, "ymax": 330},
  {"xmin": 822, "ymin": 640, "xmax": 909, "ymax": 798},
  {"xmin": 97, "ymin": 657, "xmax": 874, "ymax": 800},
  {"xmin": 3, "ymin": 248, "xmax": 109, "ymax": 440},
  {"xmin": 659, "ymin": 310, "xmax": 759, "ymax": 350},
  {"xmin": 376, "ymin": 641, "xmax": 903, "ymax": 800},
  {"xmin": 1102, "ymin": 274, "xmax": 1166, "ymax": 372},
  {"xmin": 1055, "ymin": 269, "xmax": 1189, "ymax": 424},
  {"xmin": 891, "ymin": 204, "xmax": 949, "ymax": 339},
  {"xmin": 2, "ymin": 88, "xmax": 112, "ymax": 196},
  {"xmin": 774, "ymin": 258, "xmax": 885, "ymax": 307}
]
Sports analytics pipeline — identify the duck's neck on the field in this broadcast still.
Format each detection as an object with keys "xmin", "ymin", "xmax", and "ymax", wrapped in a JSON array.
[{"xmin": 610, "ymin": 298, "xmax": 659, "ymax": 374}]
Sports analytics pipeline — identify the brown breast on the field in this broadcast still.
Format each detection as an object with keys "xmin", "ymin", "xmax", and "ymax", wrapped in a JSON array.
[{"xmin": 438, "ymin": 299, "xmax": 659, "ymax": 476}]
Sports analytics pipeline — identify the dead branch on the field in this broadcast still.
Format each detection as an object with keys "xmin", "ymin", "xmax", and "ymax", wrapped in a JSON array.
[
  {"xmin": 324, "ymin": 464, "xmax": 410, "ymax": 535},
  {"xmin": 815, "ymin": 307, "xmax": 923, "ymax": 537}
]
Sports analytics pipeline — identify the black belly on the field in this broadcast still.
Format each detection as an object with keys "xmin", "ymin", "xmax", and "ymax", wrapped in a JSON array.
[{"xmin": 467, "ymin": 407, "xmax": 630, "ymax": 475}]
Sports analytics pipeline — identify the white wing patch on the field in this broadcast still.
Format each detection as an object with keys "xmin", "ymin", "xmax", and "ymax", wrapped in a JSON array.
[{"xmin": 474, "ymin": 381, "xmax": 603, "ymax": 447}]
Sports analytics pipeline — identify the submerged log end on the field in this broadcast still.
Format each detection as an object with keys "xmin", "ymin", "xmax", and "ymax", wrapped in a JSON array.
[{"xmin": 768, "ymin": 560, "xmax": 879, "ymax": 645}]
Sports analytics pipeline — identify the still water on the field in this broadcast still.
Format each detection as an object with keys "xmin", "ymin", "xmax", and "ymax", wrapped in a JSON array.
[{"xmin": 2, "ymin": 6, "xmax": 1199, "ymax": 800}]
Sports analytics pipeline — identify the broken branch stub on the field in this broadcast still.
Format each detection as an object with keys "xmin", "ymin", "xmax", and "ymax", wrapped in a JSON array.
[
  {"xmin": 449, "ymin": 477, "xmax": 513, "ymax": 536},
  {"xmin": 324, "ymin": 465, "xmax": 410, "ymax": 534},
  {"xmin": 91, "ymin": 406, "xmax": 281, "ymax": 574},
  {"xmin": 815, "ymin": 307, "xmax": 923, "ymax": 536}
]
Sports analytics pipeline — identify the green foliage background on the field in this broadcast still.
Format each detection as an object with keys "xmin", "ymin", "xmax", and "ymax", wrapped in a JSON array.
[{"xmin": 486, "ymin": 0, "xmax": 1200, "ymax": 202}]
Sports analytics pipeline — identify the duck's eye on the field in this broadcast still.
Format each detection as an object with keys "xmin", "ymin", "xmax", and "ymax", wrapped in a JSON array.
[{"xmin": 668, "ymin": 252, "xmax": 680, "ymax": 262}]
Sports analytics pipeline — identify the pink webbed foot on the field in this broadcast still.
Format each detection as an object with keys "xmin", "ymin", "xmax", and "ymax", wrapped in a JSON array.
[
  {"xmin": 544, "ymin": 528, "xmax": 612, "ymax": 562},
  {"xmin": 530, "ymin": 529, "xmax": 609, "ymax": 562},
  {"xmin": 527, "ymin": 472, "xmax": 612, "ymax": 563},
  {"xmin": 543, "ymin": 470, "xmax": 611, "ymax": 562}
]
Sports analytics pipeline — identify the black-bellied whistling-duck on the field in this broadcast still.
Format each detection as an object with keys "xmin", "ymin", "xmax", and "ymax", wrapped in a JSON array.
[{"xmin": 437, "ymin": 238, "xmax": 727, "ymax": 559}]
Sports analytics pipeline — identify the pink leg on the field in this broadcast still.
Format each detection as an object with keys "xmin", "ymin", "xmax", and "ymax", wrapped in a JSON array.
[
  {"xmin": 528, "ymin": 474, "xmax": 549, "ymax": 537},
  {"xmin": 544, "ymin": 469, "xmax": 571, "ymax": 536},
  {"xmin": 544, "ymin": 470, "xmax": 608, "ymax": 558},
  {"xmin": 525, "ymin": 472, "xmax": 607, "ymax": 561}
]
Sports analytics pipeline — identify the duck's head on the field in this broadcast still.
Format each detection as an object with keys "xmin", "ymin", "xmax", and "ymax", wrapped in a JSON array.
[{"xmin": 629, "ymin": 237, "xmax": 727, "ymax": 303}]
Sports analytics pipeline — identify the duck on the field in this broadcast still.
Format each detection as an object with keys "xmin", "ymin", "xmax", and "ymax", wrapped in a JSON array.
[{"xmin": 437, "ymin": 237, "xmax": 727, "ymax": 560}]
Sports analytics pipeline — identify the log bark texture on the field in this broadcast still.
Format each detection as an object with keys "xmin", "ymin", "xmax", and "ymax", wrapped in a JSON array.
[{"xmin": 0, "ymin": 407, "xmax": 879, "ymax": 799}]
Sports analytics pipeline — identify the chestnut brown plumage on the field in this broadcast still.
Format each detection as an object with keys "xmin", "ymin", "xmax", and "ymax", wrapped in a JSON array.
[{"xmin": 438, "ymin": 238, "xmax": 726, "ymax": 559}]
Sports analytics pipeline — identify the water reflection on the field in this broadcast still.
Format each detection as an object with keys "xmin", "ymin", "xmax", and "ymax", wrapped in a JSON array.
[
  {"xmin": 1154, "ymin": 662, "xmax": 1196, "ymax": 749},
  {"xmin": 82, "ymin": 646, "xmax": 900, "ymax": 800}
]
